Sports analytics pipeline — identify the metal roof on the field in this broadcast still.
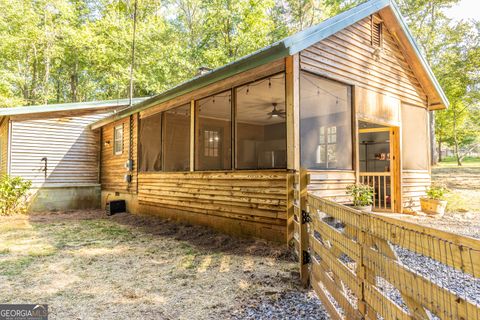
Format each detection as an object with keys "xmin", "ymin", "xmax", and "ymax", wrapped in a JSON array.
[
  {"xmin": 91, "ymin": 0, "xmax": 448, "ymax": 129},
  {"xmin": 0, "ymin": 97, "xmax": 150, "ymax": 117}
]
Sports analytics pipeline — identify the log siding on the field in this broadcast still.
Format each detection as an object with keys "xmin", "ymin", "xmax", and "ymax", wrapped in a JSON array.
[
  {"xmin": 100, "ymin": 115, "xmax": 138, "ymax": 193},
  {"xmin": 138, "ymin": 170, "xmax": 287, "ymax": 241}
]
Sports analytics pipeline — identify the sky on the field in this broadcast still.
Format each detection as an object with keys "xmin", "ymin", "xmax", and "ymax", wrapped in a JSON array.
[{"xmin": 445, "ymin": 0, "xmax": 480, "ymax": 21}]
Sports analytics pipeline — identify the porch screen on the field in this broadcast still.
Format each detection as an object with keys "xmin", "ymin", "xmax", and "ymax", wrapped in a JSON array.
[
  {"xmin": 235, "ymin": 73, "xmax": 286, "ymax": 170},
  {"xmin": 401, "ymin": 104, "xmax": 429, "ymax": 170},
  {"xmin": 163, "ymin": 104, "xmax": 191, "ymax": 171},
  {"xmin": 300, "ymin": 72, "xmax": 352, "ymax": 170},
  {"xmin": 138, "ymin": 112, "xmax": 162, "ymax": 172},
  {"xmin": 195, "ymin": 91, "xmax": 232, "ymax": 170}
]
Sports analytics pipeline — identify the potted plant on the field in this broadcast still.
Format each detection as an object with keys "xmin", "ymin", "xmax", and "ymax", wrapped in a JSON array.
[
  {"xmin": 346, "ymin": 184, "xmax": 374, "ymax": 212},
  {"xmin": 420, "ymin": 184, "xmax": 448, "ymax": 216}
]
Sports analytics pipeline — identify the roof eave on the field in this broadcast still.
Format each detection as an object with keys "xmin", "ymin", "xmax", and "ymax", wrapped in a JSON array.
[
  {"xmin": 388, "ymin": 1, "xmax": 449, "ymax": 109},
  {"xmin": 286, "ymin": 0, "xmax": 390, "ymax": 55}
]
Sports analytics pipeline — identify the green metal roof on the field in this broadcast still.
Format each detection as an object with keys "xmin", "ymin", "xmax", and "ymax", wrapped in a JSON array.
[
  {"xmin": 0, "ymin": 97, "xmax": 149, "ymax": 117},
  {"xmin": 91, "ymin": 0, "xmax": 448, "ymax": 129}
]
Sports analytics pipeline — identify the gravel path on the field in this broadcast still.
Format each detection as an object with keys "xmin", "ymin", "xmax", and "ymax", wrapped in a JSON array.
[
  {"xmin": 395, "ymin": 246, "xmax": 480, "ymax": 305},
  {"xmin": 226, "ymin": 290, "xmax": 328, "ymax": 320}
]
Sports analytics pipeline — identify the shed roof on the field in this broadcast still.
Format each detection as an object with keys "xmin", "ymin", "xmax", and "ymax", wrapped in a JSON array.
[
  {"xmin": 92, "ymin": 0, "xmax": 448, "ymax": 129},
  {"xmin": 0, "ymin": 97, "xmax": 149, "ymax": 117}
]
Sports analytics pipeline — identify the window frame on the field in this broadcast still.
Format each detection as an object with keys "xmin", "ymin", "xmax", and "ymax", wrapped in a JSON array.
[
  {"xmin": 233, "ymin": 72, "xmax": 288, "ymax": 170},
  {"xmin": 162, "ymin": 103, "xmax": 192, "ymax": 172},
  {"xmin": 113, "ymin": 124, "xmax": 124, "ymax": 156},
  {"xmin": 299, "ymin": 70, "xmax": 355, "ymax": 171},
  {"xmin": 194, "ymin": 89, "xmax": 234, "ymax": 171}
]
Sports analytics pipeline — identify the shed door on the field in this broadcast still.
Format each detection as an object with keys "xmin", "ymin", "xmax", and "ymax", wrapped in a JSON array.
[{"xmin": 358, "ymin": 122, "xmax": 400, "ymax": 212}]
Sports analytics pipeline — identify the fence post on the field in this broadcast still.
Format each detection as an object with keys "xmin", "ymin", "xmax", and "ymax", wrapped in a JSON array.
[
  {"xmin": 299, "ymin": 168, "xmax": 310, "ymax": 287},
  {"xmin": 357, "ymin": 211, "xmax": 371, "ymax": 319}
]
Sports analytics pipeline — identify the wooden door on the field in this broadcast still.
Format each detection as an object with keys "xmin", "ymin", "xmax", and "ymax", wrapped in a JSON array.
[{"xmin": 358, "ymin": 126, "xmax": 400, "ymax": 212}]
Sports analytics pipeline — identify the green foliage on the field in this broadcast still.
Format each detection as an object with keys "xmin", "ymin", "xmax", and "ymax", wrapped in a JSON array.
[
  {"xmin": 397, "ymin": 0, "xmax": 480, "ymax": 166},
  {"xmin": 0, "ymin": 175, "xmax": 32, "ymax": 216},
  {"xmin": 346, "ymin": 184, "xmax": 374, "ymax": 207},
  {"xmin": 426, "ymin": 184, "xmax": 448, "ymax": 200}
]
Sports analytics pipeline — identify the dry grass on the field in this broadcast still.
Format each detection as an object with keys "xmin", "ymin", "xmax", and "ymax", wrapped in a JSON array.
[
  {"xmin": 0, "ymin": 211, "xmax": 302, "ymax": 319},
  {"xmin": 402, "ymin": 163, "xmax": 480, "ymax": 238}
]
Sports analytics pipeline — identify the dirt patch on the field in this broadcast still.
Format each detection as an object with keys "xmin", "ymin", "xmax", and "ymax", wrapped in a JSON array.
[{"xmin": 0, "ymin": 211, "xmax": 319, "ymax": 319}]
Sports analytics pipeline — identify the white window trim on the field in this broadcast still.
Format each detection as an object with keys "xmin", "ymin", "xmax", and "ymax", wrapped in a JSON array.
[{"xmin": 114, "ymin": 125, "xmax": 124, "ymax": 155}]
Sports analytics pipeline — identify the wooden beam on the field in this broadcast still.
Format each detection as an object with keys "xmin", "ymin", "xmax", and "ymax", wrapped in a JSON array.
[{"xmin": 190, "ymin": 100, "xmax": 195, "ymax": 172}]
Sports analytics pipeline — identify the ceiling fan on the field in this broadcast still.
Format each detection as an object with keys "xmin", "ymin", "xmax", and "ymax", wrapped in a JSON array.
[{"xmin": 267, "ymin": 103, "xmax": 286, "ymax": 119}]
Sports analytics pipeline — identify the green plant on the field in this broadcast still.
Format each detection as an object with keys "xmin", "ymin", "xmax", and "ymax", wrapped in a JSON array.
[
  {"xmin": 0, "ymin": 175, "xmax": 32, "ymax": 216},
  {"xmin": 346, "ymin": 184, "xmax": 374, "ymax": 207},
  {"xmin": 426, "ymin": 184, "xmax": 448, "ymax": 200}
]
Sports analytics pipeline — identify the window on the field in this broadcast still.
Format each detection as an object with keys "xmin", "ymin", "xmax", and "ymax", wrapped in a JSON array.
[
  {"xmin": 315, "ymin": 126, "xmax": 337, "ymax": 167},
  {"xmin": 372, "ymin": 20, "xmax": 383, "ymax": 47},
  {"xmin": 114, "ymin": 125, "xmax": 123, "ymax": 155},
  {"xmin": 235, "ymin": 74, "xmax": 286, "ymax": 170},
  {"xmin": 195, "ymin": 90, "xmax": 232, "ymax": 170},
  {"xmin": 300, "ymin": 72, "xmax": 352, "ymax": 170},
  {"xmin": 163, "ymin": 103, "xmax": 191, "ymax": 171},
  {"xmin": 138, "ymin": 112, "xmax": 162, "ymax": 172},
  {"xmin": 204, "ymin": 130, "xmax": 220, "ymax": 157}
]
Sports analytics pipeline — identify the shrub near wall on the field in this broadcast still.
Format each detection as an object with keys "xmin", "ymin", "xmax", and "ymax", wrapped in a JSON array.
[{"xmin": 0, "ymin": 175, "xmax": 32, "ymax": 215}]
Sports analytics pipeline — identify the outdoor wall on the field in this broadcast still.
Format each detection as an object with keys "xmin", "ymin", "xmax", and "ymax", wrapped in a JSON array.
[
  {"xmin": 401, "ymin": 103, "xmax": 431, "ymax": 210},
  {"xmin": 300, "ymin": 14, "xmax": 428, "ymax": 109},
  {"xmin": 137, "ymin": 171, "xmax": 288, "ymax": 242},
  {"xmin": 100, "ymin": 115, "xmax": 138, "ymax": 194},
  {"xmin": 0, "ymin": 118, "xmax": 8, "ymax": 175},
  {"xmin": 299, "ymin": 14, "xmax": 432, "ymax": 212},
  {"xmin": 8, "ymin": 110, "xmax": 114, "ymax": 211}
]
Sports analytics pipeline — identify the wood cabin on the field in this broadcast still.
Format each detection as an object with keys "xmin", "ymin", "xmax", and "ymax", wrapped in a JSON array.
[
  {"xmin": 91, "ymin": 0, "xmax": 448, "ymax": 243},
  {"xmin": 0, "ymin": 98, "xmax": 147, "ymax": 212}
]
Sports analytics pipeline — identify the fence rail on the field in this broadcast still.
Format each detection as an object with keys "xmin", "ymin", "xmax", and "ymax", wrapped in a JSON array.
[{"xmin": 304, "ymin": 193, "xmax": 480, "ymax": 320}]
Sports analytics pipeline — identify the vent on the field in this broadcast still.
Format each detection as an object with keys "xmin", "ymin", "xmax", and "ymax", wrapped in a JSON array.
[{"xmin": 372, "ymin": 21, "xmax": 383, "ymax": 47}]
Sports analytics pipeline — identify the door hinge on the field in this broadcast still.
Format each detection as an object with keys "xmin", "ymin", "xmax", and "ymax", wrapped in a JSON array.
[
  {"xmin": 302, "ymin": 251, "xmax": 311, "ymax": 265},
  {"xmin": 301, "ymin": 210, "xmax": 312, "ymax": 224}
]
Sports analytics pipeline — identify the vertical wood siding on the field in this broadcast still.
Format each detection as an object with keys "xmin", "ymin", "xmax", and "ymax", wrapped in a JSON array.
[
  {"xmin": 9, "ymin": 113, "xmax": 109, "ymax": 187},
  {"xmin": 300, "ymin": 15, "xmax": 428, "ymax": 108},
  {"xmin": 0, "ymin": 118, "xmax": 8, "ymax": 175},
  {"xmin": 100, "ymin": 115, "xmax": 138, "ymax": 193}
]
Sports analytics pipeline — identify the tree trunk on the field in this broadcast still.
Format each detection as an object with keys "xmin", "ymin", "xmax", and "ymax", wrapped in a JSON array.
[
  {"xmin": 70, "ymin": 58, "xmax": 78, "ymax": 102},
  {"xmin": 452, "ymin": 110, "xmax": 462, "ymax": 166},
  {"xmin": 438, "ymin": 137, "xmax": 442, "ymax": 162},
  {"xmin": 429, "ymin": 111, "xmax": 438, "ymax": 165}
]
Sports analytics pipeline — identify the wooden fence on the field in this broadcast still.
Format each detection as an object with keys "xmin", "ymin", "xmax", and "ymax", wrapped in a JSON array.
[{"xmin": 295, "ymin": 192, "xmax": 480, "ymax": 320}]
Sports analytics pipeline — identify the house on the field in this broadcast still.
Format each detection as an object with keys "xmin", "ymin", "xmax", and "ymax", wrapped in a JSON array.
[
  {"xmin": 90, "ymin": 0, "xmax": 447, "ymax": 242},
  {"xmin": 0, "ymin": 98, "xmax": 148, "ymax": 212}
]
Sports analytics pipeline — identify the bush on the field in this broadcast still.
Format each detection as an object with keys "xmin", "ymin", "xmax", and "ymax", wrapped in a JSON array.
[
  {"xmin": 0, "ymin": 175, "xmax": 32, "ymax": 215},
  {"xmin": 426, "ymin": 184, "xmax": 448, "ymax": 200},
  {"xmin": 346, "ymin": 184, "xmax": 374, "ymax": 207}
]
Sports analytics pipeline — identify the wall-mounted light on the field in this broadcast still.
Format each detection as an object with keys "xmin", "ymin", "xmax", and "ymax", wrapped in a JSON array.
[{"xmin": 104, "ymin": 140, "xmax": 111, "ymax": 147}]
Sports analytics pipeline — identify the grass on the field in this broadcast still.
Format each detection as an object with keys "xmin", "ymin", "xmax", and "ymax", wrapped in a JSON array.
[
  {"xmin": 431, "ymin": 157, "xmax": 480, "ymax": 214},
  {"xmin": 0, "ymin": 211, "xmax": 298, "ymax": 319},
  {"xmin": 436, "ymin": 156, "xmax": 480, "ymax": 167}
]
